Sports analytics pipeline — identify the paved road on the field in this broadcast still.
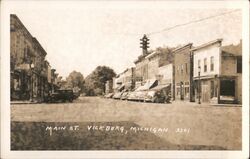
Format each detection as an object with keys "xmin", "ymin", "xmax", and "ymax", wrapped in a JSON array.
[{"xmin": 11, "ymin": 96, "xmax": 241, "ymax": 150}]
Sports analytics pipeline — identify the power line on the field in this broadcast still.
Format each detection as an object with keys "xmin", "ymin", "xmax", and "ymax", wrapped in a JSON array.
[{"xmin": 146, "ymin": 9, "xmax": 241, "ymax": 36}]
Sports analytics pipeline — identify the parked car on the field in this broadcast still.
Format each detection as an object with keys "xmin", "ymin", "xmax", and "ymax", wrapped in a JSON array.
[
  {"xmin": 127, "ymin": 91, "xmax": 147, "ymax": 102},
  {"xmin": 136, "ymin": 91, "xmax": 148, "ymax": 102},
  {"xmin": 104, "ymin": 93, "xmax": 114, "ymax": 98},
  {"xmin": 47, "ymin": 89, "xmax": 74, "ymax": 103},
  {"xmin": 120, "ymin": 91, "xmax": 130, "ymax": 100},
  {"xmin": 113, "ymin": 92, "xmax": 123, "ymax": 99},
  {"xmin": 144, "ymin": 85, "xmax": 171, "ymax": 103},
  {"xmin": 127, "ymin": 91, "xmax": 137, "ymax": 101},
  {"xmin": 73, "ymin": 91, "xmax": 80, "ymax": 99}
]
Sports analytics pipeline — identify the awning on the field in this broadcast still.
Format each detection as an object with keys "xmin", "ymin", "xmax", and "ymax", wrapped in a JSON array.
[
  {"xmin": 136, "ymin": 79, "xmax": 158, "ymax": 91},
  {"xmin": 150, "ymin": 83, "xmax": 171, "ymax": 91},
  {"xmin": 118, "ymin": 84, "xmax": 125, "ymax": 91}
]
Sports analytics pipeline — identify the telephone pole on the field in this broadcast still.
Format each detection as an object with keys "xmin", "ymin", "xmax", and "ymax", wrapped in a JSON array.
[{"xmin": 140, "ymin": 34, "xmax": 150, "ymax": 55}]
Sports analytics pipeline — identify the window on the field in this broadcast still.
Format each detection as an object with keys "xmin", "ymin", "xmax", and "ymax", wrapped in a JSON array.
[
  {"xmin": 210, "ymin": 56, "xmax": 214, "ymax": 71},
  {"xmin": 185, "ymin": 63, "xmax": 188, "ymax": 74},
  {"xmin": 181, "ymin": 64, "xmax": 183, "ymax": 74},
  {"xmin": 177, "ymin": 65, "xmax": 180, "ymax": 74},
  {"xmin": 204, "ymin": 58, "xmax": 207, "ymax": 72},
  {"xmin": 237, "ymin": 56, "xmax": 242, "ymax": 73},
  {"xmin": 198, "ymin": 60, "xmax": 201, "ymax": 74}
]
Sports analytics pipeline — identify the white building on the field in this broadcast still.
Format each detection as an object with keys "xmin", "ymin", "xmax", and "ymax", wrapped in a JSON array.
[{"xmin": 192, "ymin": 39, "xmax": 242, "ymax": 104}]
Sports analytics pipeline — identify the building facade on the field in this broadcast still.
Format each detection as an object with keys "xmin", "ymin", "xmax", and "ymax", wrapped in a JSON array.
[
  {"xmin": 11, "ymin": 14, "xmax": 47, "ymax": 102},
  {"xmin": 10, "ymin": 14, "xmax": 60, "ymax": 102},
  {"xmin": 112, "ymin": 67, "xmax": 135, "ymax": 92},
  {"xmin": 134, "ymin": 55, "xmax": 149, "ymax": 88},
  {"xmin": 192, "ymin": 39, "xmax": 242, "ymax": 104},
  {"xmin": 173, "ymin": 43, "xmax": 194, "ymax": 102}
]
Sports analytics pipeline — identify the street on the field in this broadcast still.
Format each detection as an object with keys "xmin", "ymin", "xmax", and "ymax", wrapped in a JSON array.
[{"xmin": 11, "ymin": 97, "xmax": 241, "ymax": 150}]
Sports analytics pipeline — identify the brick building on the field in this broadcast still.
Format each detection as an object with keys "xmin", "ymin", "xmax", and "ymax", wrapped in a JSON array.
[
  {"xmin": 112, "ymin": 67, "xmax": 135, "ymax": 92},
  {"xmin": 134, "ymin": 55, "xmax": 149, "ymax": 88},
  {"xmin": 173, "ymin": 43, "xmax": 194, "ymax": 102},
  {"xmin": 132, "ymin": 47, "xmax": 175, "ymax": 96}
]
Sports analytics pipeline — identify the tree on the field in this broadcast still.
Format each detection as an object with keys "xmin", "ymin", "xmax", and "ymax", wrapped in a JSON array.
[
  {"xmin": 156, "ymin": 46, "xmax": 175, "ymax": 67},
  {"xmin": 65, "ymin": 71, "xmax": 84, "ymax": 92},
  {"xmin": 84, "ymin": 66, "xmax": 116, "ymax": 96}
]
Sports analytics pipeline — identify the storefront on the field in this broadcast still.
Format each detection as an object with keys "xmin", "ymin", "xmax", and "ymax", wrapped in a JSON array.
[{"xmin": 194, "ymin": 76, "xmax": 237, "ymax": 104}]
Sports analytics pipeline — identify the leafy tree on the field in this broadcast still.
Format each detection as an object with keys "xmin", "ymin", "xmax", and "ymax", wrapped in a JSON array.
[
  {"xmin": 65, "ymin": 71, "xmax": 84, "ymax": 92},
  {"xmin": 156, "ymin": 46, "xmax": 175, "ymax": 67},
  {"xmin": 84, "ymin": 66, "xmax": 116, "ymax": 96}
]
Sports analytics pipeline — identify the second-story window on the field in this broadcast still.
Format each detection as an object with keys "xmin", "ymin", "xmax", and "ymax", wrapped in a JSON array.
[
  {"xmin": 181, "ymin": 64, "xmax": 183, "ymax": 74},
  {"xmin": 237, "ymin": 56, "xmax": 242, "ymax": 73},
  {"xmin": 204, "ymin": 58, "xmax": 207, "ymax": 72},
  {"xmin": 198, "ymin": 60, "xmax": 201, "ymax": 74},
  {"xmin": 210, "ymin": 56, "xmax": 214, "ymax": 71},
  {"xmin": 185, "ymin": 63, "xmax": 188, "ymax": 74}
]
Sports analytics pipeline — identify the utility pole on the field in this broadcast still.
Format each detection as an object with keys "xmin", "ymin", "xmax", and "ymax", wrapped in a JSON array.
[
  {"xmin": 198, "ymin": 66, "xmax": 201, "ymax": 104},
  {"xmin": 140, "ymin": 34, "xmax": 150, "ymax": 55}
]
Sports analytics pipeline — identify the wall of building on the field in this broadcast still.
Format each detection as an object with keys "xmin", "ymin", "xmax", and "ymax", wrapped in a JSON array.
[
  {"xmin": 158, "ymin": 64, "xmax": 173, "ymax": 84},
  {"xmin": 10, "ymin": 15, "xmax": 58, "ymax": 102},
  {"xmin": 146, "ymin": 53, "xmax": 160, "ymax": 80},
  {"xmin": 193, "ymin": 44, "xmax": 221, "ymax": 78},
  {"xmin": 236, "ymin": 75, "xmax": 242, "ymax": 103},
  {"xmin": 174, "ymin": 46, "xmax": 192, "ymax": 101},
  {"xmin": 174, "ymin": 47, "xmax": 191, "ymax": 83},
  {"xmin": 135, "ymin": 57, "xmax": 148, "ymax": 82},
  {"xmin": 221, "ymin": 55, "xmax": 237, "ymax": 75}
]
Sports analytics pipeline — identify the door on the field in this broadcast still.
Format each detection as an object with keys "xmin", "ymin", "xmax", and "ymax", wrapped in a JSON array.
[
  {"xmin": 180, "ymin": 82, "xmax": 184, "ymax": 100},
  {"xmin": 202, "ymin": 84, "xmax": 209, "ymax": 102}
]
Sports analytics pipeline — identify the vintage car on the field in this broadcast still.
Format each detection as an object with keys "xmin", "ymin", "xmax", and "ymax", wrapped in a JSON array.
[
  {"xmin": 128, "ymin": 79, "xmax": 159, "ymax": 102},
  {"xmin": 127, "ymin": 91, "xmax": 137, "ymax": 101},
  {"xmin": 127, "ymin": 91, "xmax": 147, "ymax": 102},
  {"xmin": 73, "ymin": 91, "xmax": 80, "ymax": 99},
  {"xmin": 104, "ymin": 93, "xmax": 114, "ymax": 98},
  {"xmin": 120, "ymin": 91, "xmax": 130, "ymax": 100},
  {"xmin": 47, "ymin": 89, "xmax": 74, "ymax": 102},
  {"xmin": 112, "ymin": 92, "xmax": 123, "ymax": 99},
  {"xmin": 144, "ymin": 84, "xmax": 171, "ymax": 103}
]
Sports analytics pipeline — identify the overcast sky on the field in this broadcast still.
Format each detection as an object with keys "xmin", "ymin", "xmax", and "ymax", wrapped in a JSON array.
[{"xmin": 7, "ymin": 1, "xmax": 242, "ymax": 79}]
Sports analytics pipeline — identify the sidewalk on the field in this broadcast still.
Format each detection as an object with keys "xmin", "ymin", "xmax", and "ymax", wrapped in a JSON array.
[
  {"xmin": 172, "ymin": 100, "xmax": 242, "ymax": 107},
  {"xmin": 11, "ymin": 100, "xmax": 39, "ymax": 105}
]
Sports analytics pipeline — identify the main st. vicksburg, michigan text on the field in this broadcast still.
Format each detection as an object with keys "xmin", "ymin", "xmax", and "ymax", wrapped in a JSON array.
[{"xmin": 45, "ymin": 124, "xmax": 190, "ymax": 136}]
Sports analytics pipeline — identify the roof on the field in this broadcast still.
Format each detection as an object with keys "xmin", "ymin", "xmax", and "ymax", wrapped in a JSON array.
[
  {"xmin": 221, "ymin": 40, "xmax": 242, "ymax": 56},
  {"xmin": 32, "ymin": 38, "xmax": 47, "ymax": 56},
  {"xmin": 221, "ymin": 51, "xmax": 236, "ymax": 57},
  {"xmin": 134, "ymin": 53, "xmax": 150, "ymax": 64},
  {"xmin": 145, "ymin": 51, "xmax": 160, "ymax": 59},
  {"xmin": 191, "ymin": 39, "xmax": 223, "ymax": 51},
  {"xmin": 172, "ymin": 43, "xmax": 193, "ymax": 53}
]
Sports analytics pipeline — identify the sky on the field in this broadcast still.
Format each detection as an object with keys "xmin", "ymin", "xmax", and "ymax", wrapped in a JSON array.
[{"xmin": 7, "ymin": 1, "xmax": 242, "ymax": 79}]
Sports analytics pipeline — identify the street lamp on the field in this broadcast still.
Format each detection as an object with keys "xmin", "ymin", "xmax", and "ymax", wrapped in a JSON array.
[
  {"xmin": 198, "ymin": 66, "xmax": 201, "ymax": 104},
  {"xmin": 30, "ymin": 62, "xmax": 35, "ymax": 102}
]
